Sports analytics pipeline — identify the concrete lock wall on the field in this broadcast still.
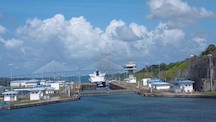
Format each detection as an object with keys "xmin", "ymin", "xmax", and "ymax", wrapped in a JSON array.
[
  {"xmin": 81, "ymin": 83, "xmax": 97, "ymax": 90},
  {"xmin": 174, "ymin": 55, "xmax": 216, "ymax": 91}
]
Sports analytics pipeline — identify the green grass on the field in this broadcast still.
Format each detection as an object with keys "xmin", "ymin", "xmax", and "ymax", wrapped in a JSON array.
[
  {"xmin": 12, "ymin": 98, "xmax": 39, "ymax": 105},
  {"xmin": 134, "ymin": 60, "xmax": 189, "ymax": 81},
  {"xmin": 164, "ymin": 61, "xmax": 188, "ymax": 80},
  {"xmin": 135, "ymin": 72, "xmax": 144, "ymax": 81},
  {"xmin": 202, "ymin": 91, "xmax": 216, "ymax": 95}
]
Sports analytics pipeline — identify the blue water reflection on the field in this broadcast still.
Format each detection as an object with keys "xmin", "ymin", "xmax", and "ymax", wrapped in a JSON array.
[{"xmin": 0, "ymin": 94, "xmax": 216, "ymax": 122}]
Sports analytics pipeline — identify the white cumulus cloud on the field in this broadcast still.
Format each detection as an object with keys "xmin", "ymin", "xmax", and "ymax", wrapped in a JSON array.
[
  {"xmin": 0, "ymin": 13, "xmax": 211, "ymax": 72},
  {"xmin": 148, "ymin": 0, "xmax": 215, "ymax": 28},
  {"xmin": 192, "ymin": 37, "xmax": 208, "ymax": 52},
  {"xmin": 4, "ymin": 39, "xmax": 23, "ymax": 49},
  {"xmin": 0, "ymin": 25, "xmax": 6, "ymax": 34},
  {"xmin": 16, "ymin": 15, "xmax": 107, "ymax": 60}
]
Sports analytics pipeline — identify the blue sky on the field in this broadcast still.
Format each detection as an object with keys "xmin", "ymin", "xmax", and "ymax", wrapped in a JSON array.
[
  {"xmin": 1, "ymin": 0, "xmax": 148, "ymax": 30},
  {"xmin": 0, "ymin": 0, "xmax": 216, "ymax": 76}
]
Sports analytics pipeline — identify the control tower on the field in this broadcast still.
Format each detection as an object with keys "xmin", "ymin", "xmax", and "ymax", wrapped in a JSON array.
[{"xmin": 123, "ymin": 60, "xmax": 136, "ymax": 83}]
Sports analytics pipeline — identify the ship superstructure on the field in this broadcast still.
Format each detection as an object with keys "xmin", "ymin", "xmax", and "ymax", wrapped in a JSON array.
[{"xmin": 89, "ymin": 70, "xmax": 106, "ymax": 87}]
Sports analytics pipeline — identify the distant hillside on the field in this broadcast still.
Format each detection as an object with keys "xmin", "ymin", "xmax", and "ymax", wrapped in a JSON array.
[
  {"xmin": 135, "ymin": 60, "xmax": 189, "ymax": 81},
  {"xmin": 135, "ymin": 44, "xmax": 216, "ymax": 82},
  {"xmin": 163, "ymin": 60, "xmax": 188, "ymax": 80}
]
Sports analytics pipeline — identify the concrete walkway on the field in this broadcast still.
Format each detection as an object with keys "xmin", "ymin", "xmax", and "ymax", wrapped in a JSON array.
[{"xmin": 3, "ymin": 95, "xmax": 80, "ymax": 110}]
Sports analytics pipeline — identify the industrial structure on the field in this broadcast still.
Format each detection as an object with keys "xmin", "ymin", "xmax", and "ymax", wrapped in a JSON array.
[{"xmin": 123, "ymin": 60, "xmax": 137, "ymax": 83}]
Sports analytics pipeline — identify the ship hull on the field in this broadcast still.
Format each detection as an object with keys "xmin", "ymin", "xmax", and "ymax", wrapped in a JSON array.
[{"xmin": 96, "ymin": 82, "xmax": 106, "ymax": 87}]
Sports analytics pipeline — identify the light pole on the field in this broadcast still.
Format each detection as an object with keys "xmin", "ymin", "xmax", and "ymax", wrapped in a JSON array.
[
  {"xmin": 15, "ymin": 67, "xmax": 19, "ymax": 80},
  {"xmin": 208, "ymin": 54, "xmax": 213, "ymax": 91},
  {"xmin": 78, "ymin": 71, "xmax": 81, "ymax": 84},
  {"xmin": 8, "ymin": 63, "xmax": 13, "ymax": 89},
  {"xmin": 144, "ymin": 58, "xmax": 152, "ymax": 78},
  {"xmin": 53, "ymin": 60, "xmax": 56, "ymax": 80},
  {"xmin": 42, "ymin": 68, "xmax": 44, "ymax": 80},
  {"xmin": 73, "ymin": 66, "xmax": 80, "ymax": 84},
  {"xmin": 158, "ymin": 63, "xmax": 161, "ymax": 79},
  {"xmin": 62, "ymin": 62, "xmax": 67, "ymax": 81},
  {"xmin": 8, "ymin": 64, "xmax": 13, "ymax": 81},
  {"xmin": 76, "ymin": 67, "xmax": 80, "ymax": 84}
]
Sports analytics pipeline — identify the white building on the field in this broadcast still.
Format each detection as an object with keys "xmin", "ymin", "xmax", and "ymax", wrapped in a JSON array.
[
  {"xmin": 29, "ymin": 87, "xmax": 55, "ymax": 100},
  {"xmin": 142, "ymin": 78, "xmax": 151, "ymax": 86},
  {"xmin": 40, "ymin": 80, "xmax": 54, "ymax": 86},
  {"xmin": 39, "ymin": 80, "xmax": 46, "ymax": 86},
  {"xmin": 45, "ymin": 87, "xmax": 55, "ymax": 95},
  {"xmin": 2, "ymin": 91, "xmax": 18, "ymax": 102},
  {"xmin": 10, "ymin": 80, "xmax": 26, "ymax": 88},
  {"xmin": 10, "ymin": 79, "xmax": 41, "ymax": 88},
  {"xmin": 56, "ymin": 80, "xmax": 65, "ymax": 87},
  {"xmin": 151, "ymin": 82, "xmax": 171, "ymax": 91},
  {"xmin": 147, "ymin": 79, "xmax": 164, "ymax": 88},
  {"xmin": 172, "ymin": 78, "xmax": 195, "ymax": 93},
  {"xmin": 25, "ymin": 79, "xmax": 40, "ymax": 88},
  {"xmin": 29, "ymin": 87, "xmax": 45, "ymax": 100},
  {"xmin": 50, "ymin": 83, "xmax": 60, "ymax": 90},
  {"xmin": 124, "ymin": 77, "xmax": 137, "ymax": 83}
]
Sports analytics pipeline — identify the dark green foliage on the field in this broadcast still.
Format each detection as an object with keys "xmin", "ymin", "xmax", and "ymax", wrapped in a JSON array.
[
  {"xmin": 0, "ymin": 78, "xmax": 9, "ymax": 86},
  {"xmin": 201, "ymin": 44, "xmax": 216, "ymax": 56}
]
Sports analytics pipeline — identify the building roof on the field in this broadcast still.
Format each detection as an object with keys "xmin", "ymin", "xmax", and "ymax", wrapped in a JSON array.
[
  {"xmin": 46, "ymin": 80, "xmax": 54, "ymax": 83},
  {"xmin": 40, "ymin": 80, "xmax": 54, "ymax": 83},
  {"xmin": 151, "ymin": 82, "xmax": 170, "ymax": 86},
  {"xmin": 173, "ymin": 79, "xmax": 195, "ymax": 84},
  {"xmin": 147, "ymin": 79, "xmax": 164, "ymax": 83},
  {"xmin": 30, "ymin": 86, "xmax": 55, "ymax": 91},
  {"xmin": 64, "ymin": 82, "xmax": 74, "ymax": 85},
  {"xmin": 56, "ymin": 80, "xmax": 65, "ymax": 83},
  {"xmin": 25, "ymin": 79, "xmax": 40, "ymax": 83},
  {"xmin": 2, "ymin": 91, "xmax": 18, "ymax": 94},
  {"xmin": 30, "ymin": 87, "xmax": 46, "ymax": 91},
  {"xmin": 11, "ymin": 80, "xmax": 27, "ymax": 83},
  {"xmin": 45, "ymin": 87, "xmax": 55, "ymax": 91}
]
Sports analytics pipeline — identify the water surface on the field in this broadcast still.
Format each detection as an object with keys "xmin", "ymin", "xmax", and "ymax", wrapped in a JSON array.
[{"xmin": 0, "ymin": 94, "xmax": 216, "ymax": 122}]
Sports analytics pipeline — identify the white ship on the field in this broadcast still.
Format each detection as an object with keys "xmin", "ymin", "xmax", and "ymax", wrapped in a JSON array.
[{"xmin": 89, "ymin": 70, "xmax": 106, "ymax": 87}]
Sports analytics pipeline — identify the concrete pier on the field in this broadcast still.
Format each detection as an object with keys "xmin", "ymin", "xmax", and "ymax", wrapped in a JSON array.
[
  {"xmin": 81, "ymin": 83, "xmax": 97, "ymax": 90},
  {"xmin": 109, "ymin": 82, "xmax": 126, "ymax": 90},
  {"xmin": 138, "ymin": 92, "xmax": 216, "ymax": 98},
  {"xmin": 109, "ymin": 82, "xmax": 139, "ymax": 92},
  {"xmin": 4, "ymin": 95, "xmax": 80, "ymax": 110},
  {"xmin": 80, "ymin": 89, "xmax": 134, "ymax": 96}
]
